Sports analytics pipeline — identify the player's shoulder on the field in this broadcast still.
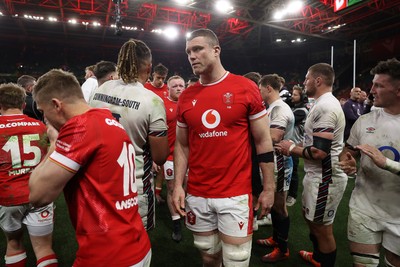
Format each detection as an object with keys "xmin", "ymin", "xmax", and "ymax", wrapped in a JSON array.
[
  {"xmin": 227, "ymin": 73, "xmax": 256, "ymax": 87},
  {"xmin": 143, "ymin": 82, "xmax": 152, "ymax": 89}
]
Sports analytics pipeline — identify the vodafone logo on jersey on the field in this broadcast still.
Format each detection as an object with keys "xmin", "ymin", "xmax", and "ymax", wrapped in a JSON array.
[
  {"xmin": 199, "ymin": 109, "xmax": 228, "ymax": 138},
  {"xmin": 201, "ymin": 109, "xmax": 221, "ymax": 129}
]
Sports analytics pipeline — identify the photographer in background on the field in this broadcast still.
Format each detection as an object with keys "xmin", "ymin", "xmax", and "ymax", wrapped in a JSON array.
[{"xmin": 286, "ymin": 85, "xmax": 309, "ymax": 206}]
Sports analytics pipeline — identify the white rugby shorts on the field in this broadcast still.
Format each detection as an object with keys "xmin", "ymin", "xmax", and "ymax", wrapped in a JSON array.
[
  {"xmin": 0, "ymin": 203, "xmax": 54, "ymax": 236},
  {"xmin": 184, "ymin": 193, "xmax": 253, "ymax": 237},
  {"xmin": 348, "ymin": 208, "xmax": 400, "ymax": 255},
  {"xmin": 302, "ymin": 176, "xmax": 347, "ymax": 225}
]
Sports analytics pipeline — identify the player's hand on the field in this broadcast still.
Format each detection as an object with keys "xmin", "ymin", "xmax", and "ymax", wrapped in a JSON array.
[
  {"xmin": 152, "ymin": 162, "xmax": 161, "ymax": 173},
  {"xmin": 172, "ymin": 185, "xmax": 186, "ymax": 217},
  {"xmin": 338, "ymin": 152, "xmax": 357, "ymax": 175},
  {"xmin": 255, "ymin": 189, "xmax": 274, "ymax": 219},
  {"xmin": 275, "ymin": 140, "xmax": 293, "ymax": 156},
  {"xmin": 356, "ymin": 144, "xmax": 386, "ymax": 168}
]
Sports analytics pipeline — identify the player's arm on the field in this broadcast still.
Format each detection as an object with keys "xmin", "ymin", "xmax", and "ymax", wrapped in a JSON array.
[
  {"xmin": 277, "ymin": 131, "xmax": 333, "ymax": 160},
  {"xmin": 172, "ymin": 126, "xmax": 189, "ymax": 216},
  {"xmin": 250, "ymin": 115, "xmax": 275, "ymax": 218},
  {"xmin": 148, "ymin": 133, "xmax": 169, "ymax": 166},
  {"xmin": 29, "ymin": 143, "xmax": 75, "ymax": 207},
  {"xmin": 356, "ymin": 144, "xmax": 400, "ymax": 175},
  {"xmin": 149, "ymin": 98, "xmax": 169, "ymax": 166},
  {"xmin": 270, "ymin": 127, "xmax": 285, "ymax": 144}
]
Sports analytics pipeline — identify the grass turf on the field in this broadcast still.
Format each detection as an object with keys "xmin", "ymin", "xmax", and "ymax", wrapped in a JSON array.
[{"xmin": 0, "ymin": 160, "xmax": 356, "ymax": 266}]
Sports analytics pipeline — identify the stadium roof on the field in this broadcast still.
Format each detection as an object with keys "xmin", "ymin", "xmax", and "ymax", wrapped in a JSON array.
[{"xmin": 0, "ymin": 0, "xmax": 399, "ymax": 82}]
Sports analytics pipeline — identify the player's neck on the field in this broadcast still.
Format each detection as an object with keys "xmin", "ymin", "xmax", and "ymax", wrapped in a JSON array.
[
  {"xmin": 314, "ymin": 87, "xmax": 331, "ymax": 100},
  {"xmin": 384, "ymin": 105, "xmax": 400, "ymax": 115},
  {"xmin": 266, "ymin": 94, "xmax": 280, "ymax": 105},
  {"xmin": 151, "ymin": 82, "xmax": 163, "ymax": 88},
  {"xmin": 200, "ymin": 66, "xmax": 227, "ymax": 85},
  {"xmin": 138, "ymin": 73, "xmax": 150, "ymax": 85},
  {"xmin": 1, "ymin": 108, "xmax": 23, "ymax": 115},
  {"xmin": 167, "ymin": 96, "xmax": 177, "ymax": 102},
  {"xmin": 64, "ymin": 101, "xmax": 92, "ymax": 120}
]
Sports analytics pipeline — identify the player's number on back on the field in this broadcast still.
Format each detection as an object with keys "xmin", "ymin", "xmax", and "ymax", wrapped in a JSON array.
[
  {"xmin": 2, "ymin": 134, "xmax": 42, "ymax": 168},
  {"xmin": 117, "ymin": 142, "xmax": 137, "ymax": 196}
]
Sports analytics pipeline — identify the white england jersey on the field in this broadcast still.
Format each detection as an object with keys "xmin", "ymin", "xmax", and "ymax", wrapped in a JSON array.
[
  {"xmin": 266, "ymin": 98, "xmax": 295, "ymax": 141},
  {"xmin": 266, "ymin": 98, "xmax": 295, "ymax": 191},
  {"xmin": 347, "ymin": 109, "xmax": 400, "ymax": 222},
  {"xmin": 89, "ymin": 79, "xmax": 167, "ymax": 195},
  {"xmin": 303, "ymin": 92, "xmax": 346, "ymax": 181}
]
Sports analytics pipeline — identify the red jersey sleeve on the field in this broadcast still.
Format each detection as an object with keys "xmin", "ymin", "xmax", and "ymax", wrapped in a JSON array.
[{"xmin": 245, "ymin": 79, "xmax": 267, "ymax": 120}]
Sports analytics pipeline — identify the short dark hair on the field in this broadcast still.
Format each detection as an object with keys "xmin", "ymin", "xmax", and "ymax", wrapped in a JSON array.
[
  {"xmin": 94, "ymin": 61, "xmax": 116, "ymax": 80},
  {"xmin": 17, "ymin": 75, "xmax": 36, "ymax": 90},
  {"xmin": 308, "ymin": 63, "xmax": 335, "ymax": 87},
  {"xmin": 243, "ymin": 72, "xmax": 262, "ymax": 85},
  {"xmin": 259, "ymin": 74, "xmax": 281, "ymax": 91},
  {"xmin": 370, "ymin": 58, "xmax": 400, "ymax": 81},
  {"xmin": 186, "ymin": 28, "xmax": 219, "ymax": 47},
  {"xmin": 0, "ymin": 83, "xmax": 26, "ymax": 110},
  {"xmin": 153, "ymin": 63, "xmax": 168, "ymax": 76}
]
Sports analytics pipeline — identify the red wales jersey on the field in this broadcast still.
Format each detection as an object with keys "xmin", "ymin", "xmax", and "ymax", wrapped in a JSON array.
[
  {"xmin": 164, "ymin": 97, "xmax": 177, "ymax": 161},
  {"xmin": 144, "ymin": 82, "xmax": 168, "ymax": 99},
  {"xmin": 176, "ymin": 72, "xmax": 267, "ymax": 198},
  {"xmin": 0, "ymin": 114, "xmax": 47, "ymax": 206},
  {"xmin": 49, "ymin": 108, "xmax": 150, "ymax": 267}
]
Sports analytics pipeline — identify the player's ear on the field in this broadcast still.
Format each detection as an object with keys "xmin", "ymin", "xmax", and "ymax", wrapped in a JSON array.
[
  {"xmin": 51, "ymin": 98, "xmax": 62, "ymax": 111},
  {"xmin": 396, "ymin": 82, "xmax": 400, "ymax": 96},
  {"xmin": 213, "ymin": 45, "xmax": 221, "ymax": 56}
]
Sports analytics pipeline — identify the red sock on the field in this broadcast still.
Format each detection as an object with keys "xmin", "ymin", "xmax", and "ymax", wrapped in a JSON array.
[
  {"xmin": 37, "ymin": 254, "xmax": 58, "ymax": 267},
  {"xmin": 5, "ymin": 251, "xmax": 27, "ymax": 267}
]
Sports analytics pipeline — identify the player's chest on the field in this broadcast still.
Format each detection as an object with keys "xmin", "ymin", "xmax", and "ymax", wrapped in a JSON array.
[
  {"xmin": 359, "ymin": 120, "xmax": 400, "ymax": 148},
  {"xmin": 182, "ymin": 92, "xmax": 247, "ymax": 127}
]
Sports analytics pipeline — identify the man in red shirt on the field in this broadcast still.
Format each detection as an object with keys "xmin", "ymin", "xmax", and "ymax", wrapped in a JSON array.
[
  {"xmin": 144, "ymin": 63, "xmax": 169, "ymax": 99},
  {"xmin": 173, "ymin": 28, "xmax": 275, "ymax": 267},
  {"xmin": 0, "ymin": 83, "xmax": 58, "ymax": 267},
  {"xmin": 144, "ymin": 63, "xmax": 169, "ymax": 204},
  {"xmin": 161, "ymin": 75, "xmax": 186, "ymax": 242},
  {"xmin": 29, "ymin": 69, "xmax": 151, "ymax": 267}
]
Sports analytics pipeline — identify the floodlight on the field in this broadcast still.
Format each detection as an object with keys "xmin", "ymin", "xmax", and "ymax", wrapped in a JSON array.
[
  {"xmin": 273, "ymin": 10, "xmax": 285, "ymax": 20},
  {"xmin": 164, "ymin": 26, "xmax": 179, "ymax": 40},
  {"xmin": 215, "ymin": 0, "xmax": 233, "ymax": 14},
  {"xmin": 174, "ymin": 0, "xmax": 192, "ymax": 5},
  {"xmin": 287, "ymin": 1, "xmax": 303, "ymax": 13}
]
